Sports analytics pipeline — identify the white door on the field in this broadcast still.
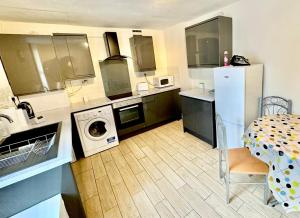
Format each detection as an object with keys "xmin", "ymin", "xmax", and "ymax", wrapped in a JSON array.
[
  {"xmin": 223, "ymin": 121, "xmax": 245, "ymax": 148},
  {"xmin": 214, "ymin": 67, "xmax": 245, "ymax": 125}
]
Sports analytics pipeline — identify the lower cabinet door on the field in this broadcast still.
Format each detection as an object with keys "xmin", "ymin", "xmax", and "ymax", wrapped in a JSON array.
[
  {"xmin": 143, "ymin": 95, "xmax": 157, "ymax": 127},
  {"xmin": 156, "ymin": 91, "xmax": 176, "ymax": 123},
  {"xmin": 142, "ymin": 89, "xmax": 180, "ymax": 127},
  {"xmin": 181, "ymin": 96, "xmax": 215, "ymax": 146}
]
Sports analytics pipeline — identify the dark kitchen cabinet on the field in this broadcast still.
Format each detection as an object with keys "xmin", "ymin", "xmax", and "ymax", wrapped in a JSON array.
[
  {"xmin": 143, "ymin": 89, "xmax": 180, "ymax": 127},
  {"xmin": 0, "ymin": 34, "xmax": 64, "ymax": 95},
  {"xmin": 53, "ymin": 34, "xmax": 95, "ymax": 80},
  {"xmin": 129, "ymin": 35, "xmax": 156, "ymax": 72},
  {"xmin": 181, "ymin": 96, "xmax": 216, "ymax": 147},
  {"xmin": 185, "ymin": 16, "xmax": 232, "ymax": 68},
  {"xmin": 142, "ymin": 95, "xmax": 157, "ymax": 127}
]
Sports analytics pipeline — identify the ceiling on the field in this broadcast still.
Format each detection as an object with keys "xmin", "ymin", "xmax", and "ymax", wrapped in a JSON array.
[{"xmin": 0, "ymin": 0, "xmax": 238, "ymax": 29}]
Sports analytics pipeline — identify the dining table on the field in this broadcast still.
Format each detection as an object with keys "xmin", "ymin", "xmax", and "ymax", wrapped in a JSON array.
[{"xmin": 244, "ymin": 114, "xmax": 300, "ymax": 213}]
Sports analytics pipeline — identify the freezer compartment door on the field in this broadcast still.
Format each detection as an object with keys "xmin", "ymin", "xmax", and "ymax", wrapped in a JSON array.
[
  {"xmin": 217, "ymin": 121, "xmax": 244, "ymax": 149},
  {"xmin": 214, "ymin": 67, "xmax": 245, "ymax": 125}
]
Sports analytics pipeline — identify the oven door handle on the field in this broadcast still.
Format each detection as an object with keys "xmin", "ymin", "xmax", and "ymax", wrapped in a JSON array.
[{"xmin": 119, "ymin": 105, "xmax": 139, "ymax": 111}]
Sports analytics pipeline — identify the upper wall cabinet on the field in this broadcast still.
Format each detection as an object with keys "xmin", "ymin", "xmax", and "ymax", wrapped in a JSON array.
[
  {"xmin": 0, "ymin": 34, "xmax": 64, "ymax": 96},
  {"xmin": 53, "ymin": 34, "xmax": 95, "ymax": 80},
  {"xmin": 185, "ymin": 16, "xmax": 232, "ymax": 68},
  {"xmin": 129, "ymin": 35, "xmax": 156, "ymax": 72}
]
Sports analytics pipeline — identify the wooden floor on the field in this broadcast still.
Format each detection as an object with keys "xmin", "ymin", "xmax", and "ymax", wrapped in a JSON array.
[{"xmin": 72, "ymin": 121, "xmax": 299, "ymax": 218}]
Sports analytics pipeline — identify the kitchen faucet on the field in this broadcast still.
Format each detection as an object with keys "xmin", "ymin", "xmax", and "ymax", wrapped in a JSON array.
[
  {"xmin": 199, "ymin": 82, "xmax": 206, "ymax": 93},
  {"xmin": 0, "ymin": 114, "xmax": 14, "ymax": 123}
]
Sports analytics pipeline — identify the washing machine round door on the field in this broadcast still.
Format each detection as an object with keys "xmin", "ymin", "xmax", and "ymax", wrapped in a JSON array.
[{"xmin": 84, "ymin": 118, "xmax": 111, "ymax": 141}]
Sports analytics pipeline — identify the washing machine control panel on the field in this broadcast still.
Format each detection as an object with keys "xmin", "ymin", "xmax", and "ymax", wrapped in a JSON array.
[{"xmin": 75, "ymin": 105, "xmax": 113, "ymax": 121}]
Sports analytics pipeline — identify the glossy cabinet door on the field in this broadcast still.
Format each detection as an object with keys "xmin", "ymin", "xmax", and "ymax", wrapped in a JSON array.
[
  {"xmin": 156, "ymin": 90, "xmax": 179, "ymax": 123},
  {"xmin": 142, "ymin": 95, "xmax": 157, "ymax": 127},
  {"xmin": 185, "ymin": 16, "xmax": 232, "ymax": 68},
  {"xmin": 181, "ymin": 96, "xmax": 216, "ymax": 147},
  {"xmin": 52, "ymin": 36, "xmax": 74, "ymax": 80},
  {"xmin": 0, "ymin": 34, "xmax": 64, "ymax": 95},
  {"xmin": 142, "ymin": 89, "xmax": 180, "ymax": 127},
  {"xmin": 66, "ymin": 35, "xmax": 95, "ymax": 78},
  {"xmin": 186, "ymin": 18, "xmax": 219, "ymax": 67},
  {"xmin": 130, "ymin": 35, "xmax": 156, "ymax": 72},
  {"xmin": 53, "ymin": 34, "xmax": 95, "ymax": 80}
]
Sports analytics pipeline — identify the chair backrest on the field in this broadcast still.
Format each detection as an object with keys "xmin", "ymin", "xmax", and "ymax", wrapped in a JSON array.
[
  {"xmin": 216, "ymin": 114, "xmax": 229, "ymax": 168},
  {"xmin": 259, "ymin": 96, "xmax": 292, "ymax": 117}
]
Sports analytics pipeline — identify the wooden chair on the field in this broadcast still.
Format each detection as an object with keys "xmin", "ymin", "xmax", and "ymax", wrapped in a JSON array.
[
  {"xmin": 259, "ymin": 96, "xmax": 292, "ymax": 116},
  {"xmin": 216, "ymin": 114, "xmax": 269, "ymax": 204}
]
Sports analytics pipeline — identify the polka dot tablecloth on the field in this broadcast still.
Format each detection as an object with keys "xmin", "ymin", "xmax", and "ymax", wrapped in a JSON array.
[{"xmin": 244, "ymin": 114, "xmax": 300, "ymax": 213}]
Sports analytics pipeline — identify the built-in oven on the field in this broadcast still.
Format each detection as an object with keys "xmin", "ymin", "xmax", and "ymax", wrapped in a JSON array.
[{"xmin": 112, "ymin": 97, "xmax": 145, "ymax": 137}]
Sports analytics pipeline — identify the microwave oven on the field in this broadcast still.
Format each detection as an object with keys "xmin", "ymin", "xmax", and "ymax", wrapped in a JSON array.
[{"xmin": 153, "ymin": 75, "xmax": 174, "ymax": 88}]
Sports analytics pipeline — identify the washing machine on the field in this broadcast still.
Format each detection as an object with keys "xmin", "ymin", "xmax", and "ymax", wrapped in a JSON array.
[{"xmin": 74, "ymin": 105, "xmax": 119, "ymax": 157}]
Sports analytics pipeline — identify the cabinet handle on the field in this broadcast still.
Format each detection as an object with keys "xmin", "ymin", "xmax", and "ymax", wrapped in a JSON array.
[{"xmin": 119, "ymin": 105, "xmax": 139, "ymax": 111}]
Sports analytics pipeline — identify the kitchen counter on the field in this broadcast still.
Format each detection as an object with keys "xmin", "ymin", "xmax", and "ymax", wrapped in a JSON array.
[
  {"xmin": 0, "ymin": 86, "xmax": 181, "ymax": 187},
  {"xmin": 70, "ymin": 86, "xmax": 181, "ymax": 113},
  {"xmin": 0, "ymin": 107, "xmax": 73, "ymax": 189},
  {"xmin": 179, "ymin": 88, "xmax": 215, "ymax": 102}
]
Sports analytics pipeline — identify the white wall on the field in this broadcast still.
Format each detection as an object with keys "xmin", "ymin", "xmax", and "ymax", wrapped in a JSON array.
[
  {"xmin": 0, "ymin": 21, "xmax": 168, "ymax": 106},
  {"xmin": 164, "ymin": 0, "xmax": 300, "ymax": 113}
]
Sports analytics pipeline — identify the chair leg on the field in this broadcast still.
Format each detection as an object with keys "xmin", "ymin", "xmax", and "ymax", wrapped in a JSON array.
[
  {"xmin": 263, "ymin": 176, "xmax": 269, "ymax": 205},
  {"xmin": 225, "ymin": 174, "xmax": 230, "ymax": 204},
  {"xmin": 219, "ymin": 151, "xmax": 223, "ymax": 179}
]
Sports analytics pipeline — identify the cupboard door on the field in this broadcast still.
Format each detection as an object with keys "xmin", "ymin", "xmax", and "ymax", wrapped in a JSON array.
[
  {"xmin": 186, "ymin": 35, "xmax": 197, "ymax": 67},
  {"xmin": 52, "ymin": 36, "xmax": 75, "ymax": 80},
  {"xmin": 66, "ymin": 35, "xmax": 95, "ymax": 78},
  {"xmin": 0, "ymin": 35, "xmax": 41, "ymax": 95},
  {"xmin": 142, "ymin": 95, "xmax": 157, "ymax": 127},
  {"xmin": 181, "ymin": 96, "xmax": 215, "ymax": 145},
  {"xmin": 36, "ymin": 36, "xmax": 64, "ymax": 91},
  {"xmin": 156, "ymin": 90, "xmax": 179, "ymax": 123},
  {"xmin": 0, "ymin": 35, "xmax": 64, "ymax": 95},
  {"xmin": 130, "ymin": 36, "xmax": 156, "ymax": 72},
  {"xmin": 142, "ymin": 89, "xmax": 180, "ymax": 127},
  {"xmin": 185, "ymin": 18, "xmax": 219, "ymax": 67}
]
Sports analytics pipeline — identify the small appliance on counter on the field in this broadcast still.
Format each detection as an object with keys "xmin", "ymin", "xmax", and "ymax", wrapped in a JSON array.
[
  {"xmin": 136, "ymin": 82, "xmax": 149, "ymax": 91},
  {"xmin": 153, "ymin": 75, "xmax": 174, "ymax": 88}
]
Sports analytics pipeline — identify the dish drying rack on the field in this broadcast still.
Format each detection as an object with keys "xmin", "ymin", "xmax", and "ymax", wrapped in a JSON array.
[{"xmin": 0, "ymin": 132, "xmax": 56, "ymax": 169}]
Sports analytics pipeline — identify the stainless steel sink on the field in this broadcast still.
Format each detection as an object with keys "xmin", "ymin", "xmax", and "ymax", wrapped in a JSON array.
[{"xmin": 0, "ymin": 122, "xmax": 61, "ymax": 177}]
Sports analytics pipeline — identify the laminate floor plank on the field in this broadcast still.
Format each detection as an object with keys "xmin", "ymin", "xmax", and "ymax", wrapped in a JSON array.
[
  {"xmin": 124, "ymin": 152, "xmax": 145, "ymax": 175},
  {"xmin": 139, "ymin": 157, "xmax": 163, "ymax": 181},
  {"xmin": 96, "ymin": 176, "xmax": 117, "ymax": 212},
  {"xmin": 136, "ymin": 171, "xmax": 165, "ymax": 205},
  {"xmin": 156, "ymin": 178, "xmax": 192, "ymax": 217},
  {"xmin": 112, "ymin": 182, "xmax": 140, "ymax": 218},
  {"xmin": 72, "ymin": 120, "xmax": 291, "ymax": 218}
]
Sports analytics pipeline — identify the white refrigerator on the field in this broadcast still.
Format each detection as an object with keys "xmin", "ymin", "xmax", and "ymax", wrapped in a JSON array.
[{"xmin": 214, "ymin": 64, "xmax": 263, "ymax": 148}]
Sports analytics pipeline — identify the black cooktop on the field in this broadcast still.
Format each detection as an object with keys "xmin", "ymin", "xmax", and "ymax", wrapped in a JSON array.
[{"xmin": 107, "ymin": 92, "xmax": 133, "ymax": 100}]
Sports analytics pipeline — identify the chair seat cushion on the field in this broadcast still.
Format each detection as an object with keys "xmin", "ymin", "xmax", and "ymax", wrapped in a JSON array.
[{"xmin": 229, "ymin": 148, "xmax": 269, "ymax": 175}]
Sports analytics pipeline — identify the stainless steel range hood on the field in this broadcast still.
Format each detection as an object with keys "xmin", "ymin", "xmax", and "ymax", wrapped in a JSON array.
[{"xmin": 103, "ymin": 32, "xmax": 127, "ymax": 61}]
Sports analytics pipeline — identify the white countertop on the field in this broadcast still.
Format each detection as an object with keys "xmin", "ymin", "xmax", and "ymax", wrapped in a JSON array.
[
  {"xmin": 0, "ymin": 107, "xmax": 73, "ymax": 189},
  {"xmin": 70, "ymin": 86, "xmax": 181, "ymax": 113},
  {"xmin": 179, "ymin": 88, "xmax": 215, "ymax": 102}
]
